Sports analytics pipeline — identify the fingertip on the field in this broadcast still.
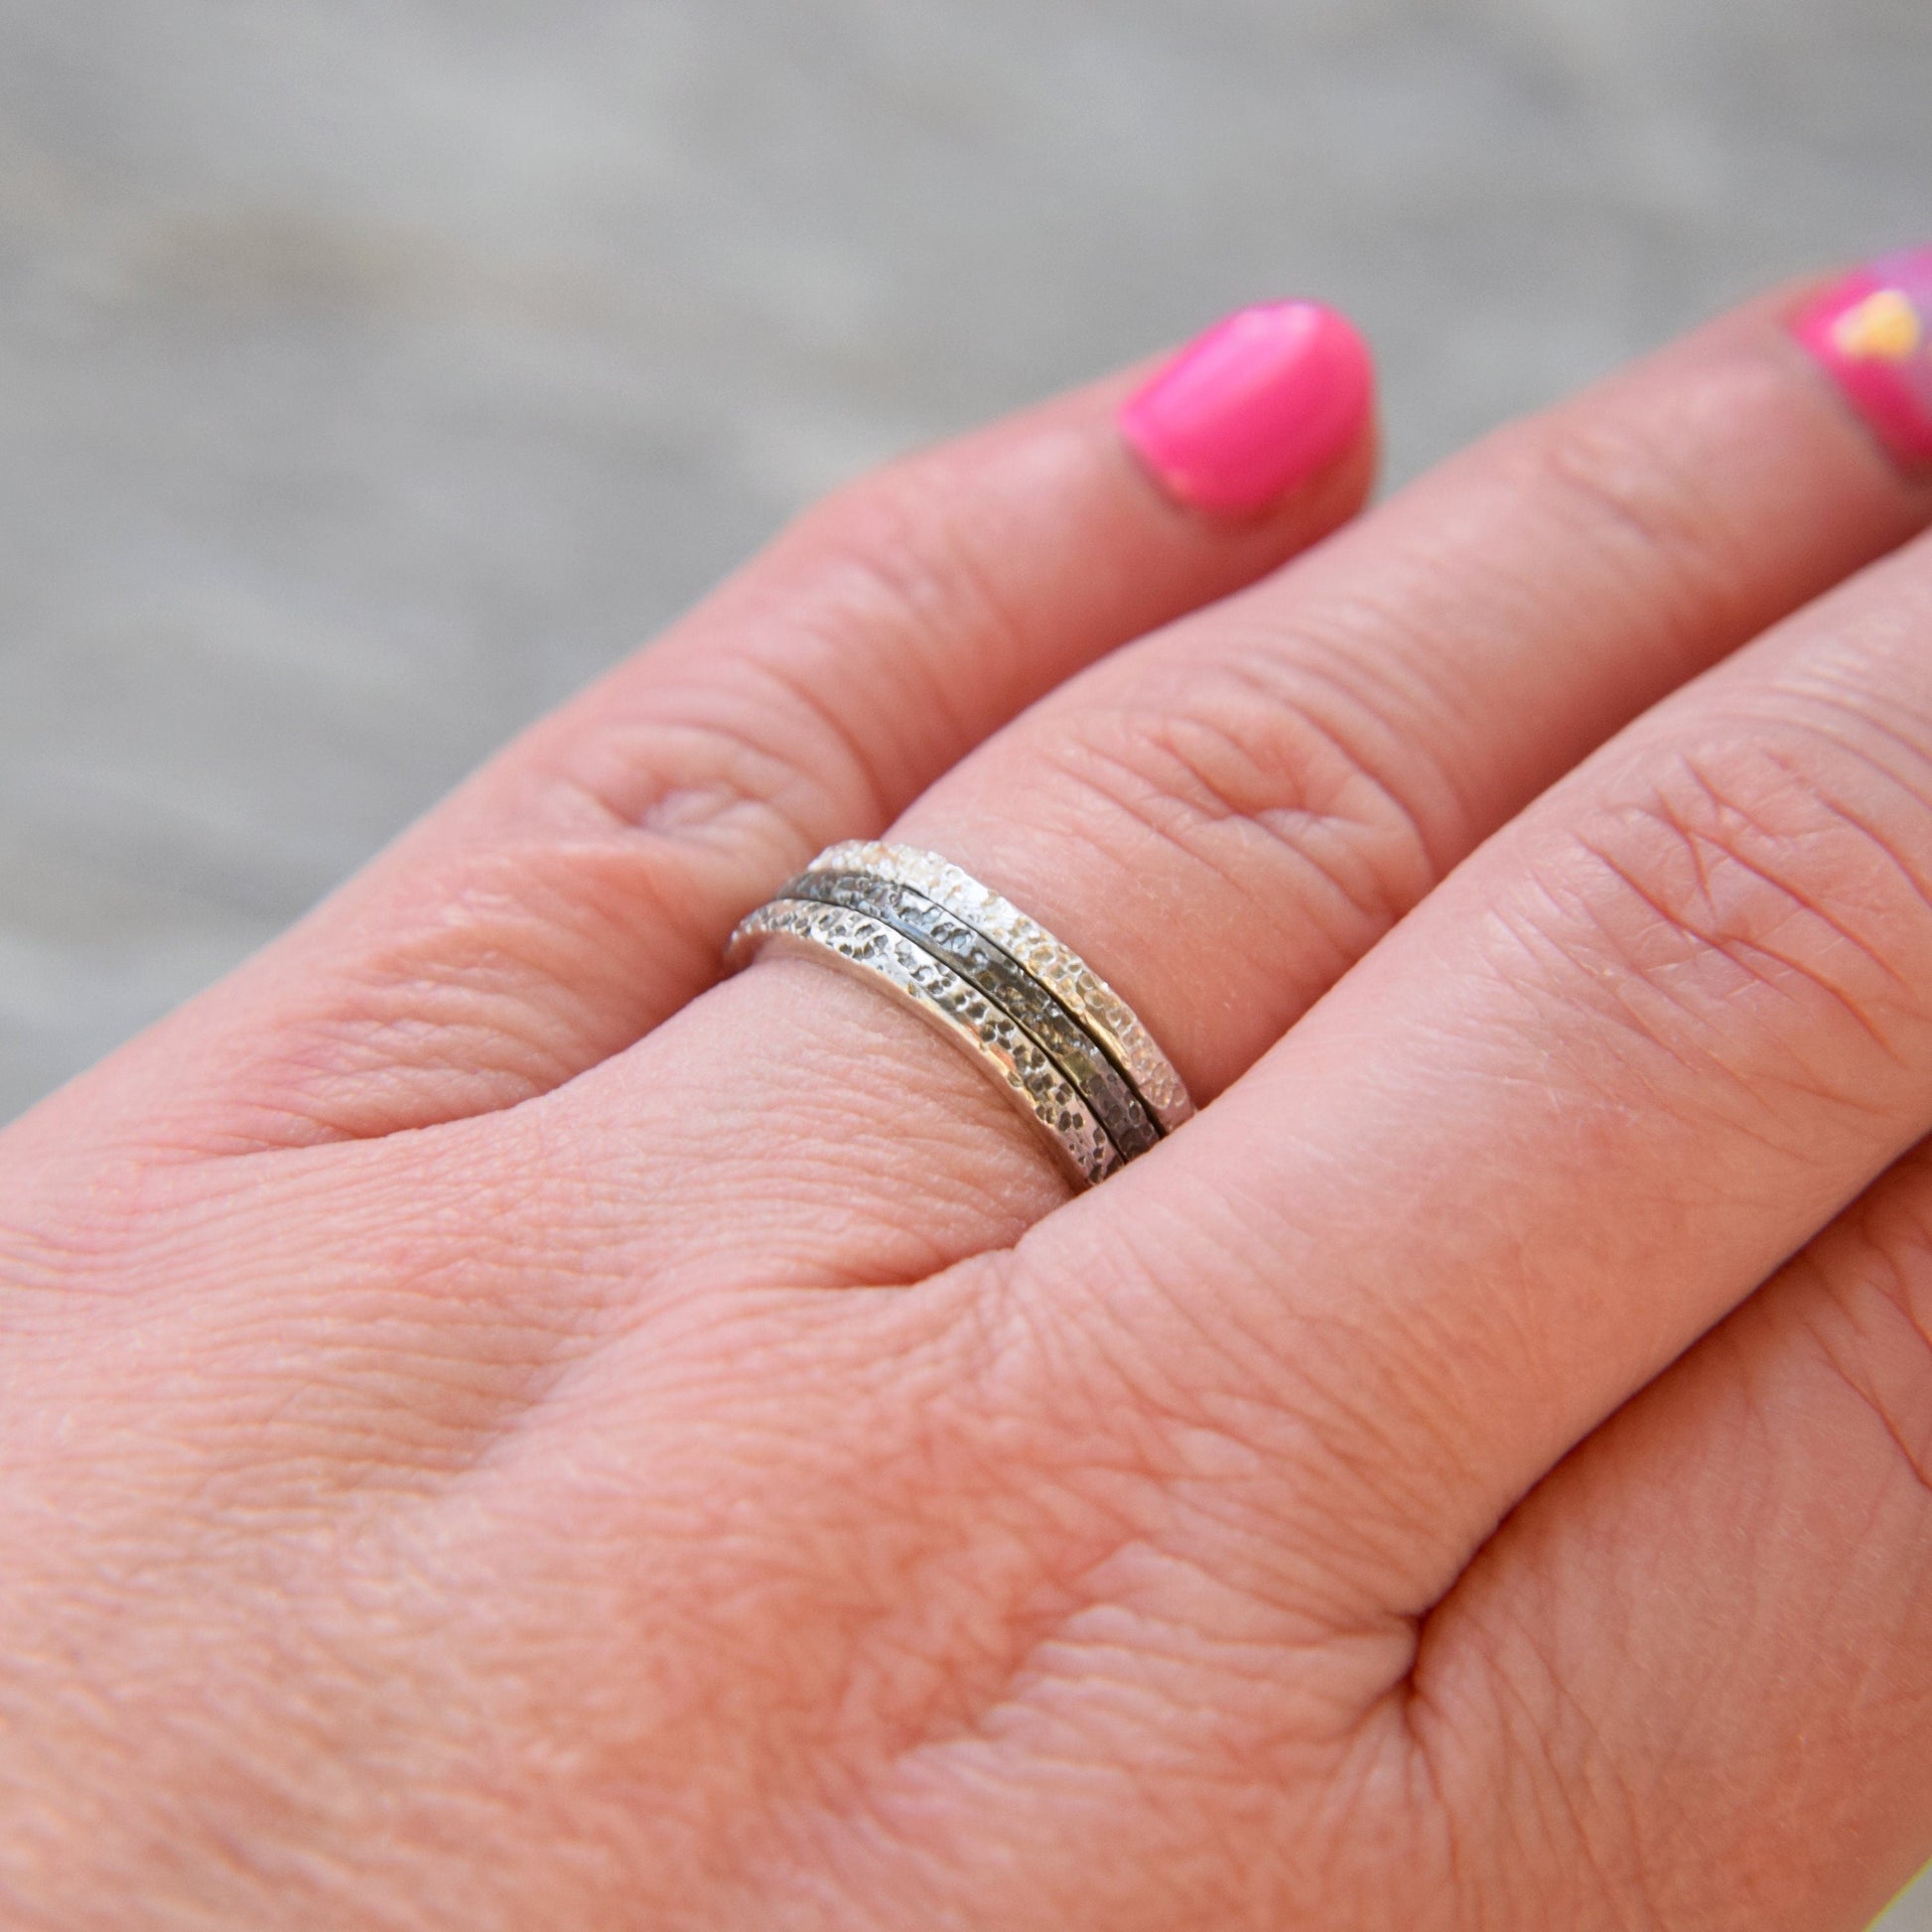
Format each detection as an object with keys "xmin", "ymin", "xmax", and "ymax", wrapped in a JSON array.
[
  {"xmin": 1787, "ymin": 247, "xmax": 1932, "ymax": 477},
  {"xmin": 1118, "ymin": 300, "xmax": 1379, "ymax": 518}
]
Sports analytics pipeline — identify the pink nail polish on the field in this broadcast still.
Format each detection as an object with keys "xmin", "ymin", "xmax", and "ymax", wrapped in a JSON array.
[
  {"xmin": 1120, "ymin": 301, "xmax": 1375, "ymax": 515},
  {"xmin": 1792, "ymin": 249, "xmax": 1932, "ymax": 473}
]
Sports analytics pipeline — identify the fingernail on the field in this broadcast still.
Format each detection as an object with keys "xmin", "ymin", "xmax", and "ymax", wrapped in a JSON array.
[
  {"xmin": 1791, "ymin": 249, "xmax": 1932, "ymax": 473},
  {"xmin": 1120, "ymin": 301, "xmax": 1375, "ymax": 515}
]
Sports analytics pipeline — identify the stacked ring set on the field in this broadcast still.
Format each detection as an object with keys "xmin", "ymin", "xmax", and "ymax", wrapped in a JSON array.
[{"xmin": 728, "ymin": 844, "xmax": 1193, "ymax": 1186}]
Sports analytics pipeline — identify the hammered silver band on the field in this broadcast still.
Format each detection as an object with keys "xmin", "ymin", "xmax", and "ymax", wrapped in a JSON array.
[{"xmin": 726, "ymin": 843, "xmax": 1193, "ymax": 1186}]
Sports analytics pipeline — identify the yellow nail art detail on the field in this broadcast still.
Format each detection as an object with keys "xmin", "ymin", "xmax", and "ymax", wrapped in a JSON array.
[{"xmin": 1832, "ymin": 288, "xmax": 1924, "ymax": 363}]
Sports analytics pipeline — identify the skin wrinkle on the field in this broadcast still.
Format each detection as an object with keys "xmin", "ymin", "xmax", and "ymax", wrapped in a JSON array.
[
  {"xmin": 1434, "ymin": 1582, "xmax": 1646, "ymax": 1932},
  {"xmin": 1797, "ymin": 1256, "xmax": 1932, "ymax": 1504},
  {"xmin": 1299, "ymin": 546, "xmax": 1572, "ymax": 781},
  {"xmin": 1672, "ymin": 724, "xmax": 1932, "ymax": 962},
  {"xmin": 542, "ymin": 974, "xmax": 1067, "ymax": 1302},
  {"xmin": 0, "ymin": 1545, "xmax": 403, "ymax": 1924},
  {"xmin": 1728, "ymin": 748, "xmax": 1932, "ymax": 972},
  {"xmin": 1259, "ymin": 639, "xmax": 1479, "ymax": 873},
  {"xmin": 992, "ymin": 1653, "xmax": 1316, "ymax": 1912},
  {"xmin": 1481, "ymin": 887, "xmax": 1822, "ymax": 1173},
  {"xmin": 999, "ymin": 1222, "xmax": 1450, "ymax": 1641},
  {"xmin": 114, "ymin": 835, "xmax": 722, "ymax": 1155},
  {"xmin": 1568, "ymin": 737, "xmax": 1932, "ymax": 1072},
  {"xmin": 591, "ymin": 685, "xmax": 874, "ymax": 846},
  {"xmin": 1502, "ymin": 843, "xmax": 1910, "ymax": 1137},
  {"xmin": 1188, "ymin": 693, "xmax": 1426, "ymax": 928},
  {"xmin": 632, "ymin": 647, "xmax": 897, "ymax": 842},
  {"xmin": 1051, "ymin": 1144, "xmax": 1531, "ymax": 1596},
  {"xmin": 1750, "ymin": 724, "xmax": 1932, "ymax": 937},
  {"xmin": 0, "ymin": 1203, "xmax": 140, "ymax": 1305},
  {"xmin": 1572, "ymin": 820, "xmax": 1906, "ymax": 1067},
  {"xmin": 1030, "ymin": 638, "xmax": 1451, "ymax": 979},
  {"xmin": 821, "ymin": 1327, "xmax": 1096, "ymax": 1750},
  {"xmin": 1381, "ymin": 1676, "xmax": 1469, "ymax": 1926},
  {"xmin": 796, "ymin": 462, "xmax": 1044, "ymax": 746},
  {"xmin": 682, "ymin": 1275, "xmax": 1390, "ymax": 1874},
  {"xmin": 1089, "ymin": 1267, "xmax": 1422, "ymax": 1614},
  {"xmin": 49, "ymin": 1146, "xmax": 607, "ymax": 1499},
  {"xmin": 1515, "ymin": 400, "xmax": 1746, "ymax": 627},
  {"xmin": 851, "ymin": 1668, "xmax": 1280, "ymax": 1930},
  {"xmin": 571, "ymin": 472, "xmax": 1026, "ymax": 851},
  {"xmin": 1276, "ymin": 523, "xmax": 1511, "ymax": 733},
  {"xmin": 535, "ymin": 1289, "xmax": 1106, "ymax": 1793},
  {"xmin": 1787, "ymin": 657, "xmax": 1932, "ymax": 791}
]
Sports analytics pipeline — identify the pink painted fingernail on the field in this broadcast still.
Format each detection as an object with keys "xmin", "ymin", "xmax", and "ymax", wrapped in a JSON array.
[
  {"xmin": 1120, "ymin": 301, "xmax": 1375, "ymax": 515},
  {"xmin": 1792, "ymin": 248, "xmax": 1932, "ymax": 473}
]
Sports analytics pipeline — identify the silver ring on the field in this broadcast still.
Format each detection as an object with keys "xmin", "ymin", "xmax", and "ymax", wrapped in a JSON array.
[{"xmin": 726, "ymin": 844, "xmax": 1193, "ymax": 1185}]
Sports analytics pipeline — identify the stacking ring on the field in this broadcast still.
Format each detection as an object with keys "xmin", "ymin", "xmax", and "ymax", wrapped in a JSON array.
[{"xmin": 726, "ymin": 843, "xmax": 1193, "ymax": 1186}]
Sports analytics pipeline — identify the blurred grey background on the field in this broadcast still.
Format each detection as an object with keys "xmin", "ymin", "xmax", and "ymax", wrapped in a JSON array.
[{"xmin": 0, "ymin": 0, "xmax": 1928, "ymax": 1920}]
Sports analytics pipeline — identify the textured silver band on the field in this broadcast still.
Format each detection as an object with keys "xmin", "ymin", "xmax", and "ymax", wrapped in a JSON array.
[
  {"xmin": 726, "ymin": 844, "xmax": 1193, "ymax": 1187},
  {"xmin": 784, "ymin": 869, "xmax": 1162, "ymax": 1161},
  {"xmin": 729, "ymin": 897, "xmax": 1122, "ymax": 1185},
  {"xmin": 806, "ymin": 842, "xmax": 1194, "ymax": 1132}
]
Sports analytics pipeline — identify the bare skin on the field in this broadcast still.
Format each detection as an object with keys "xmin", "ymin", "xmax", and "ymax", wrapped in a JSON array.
[{"xmin": 2, "ymin": 282, "xmax": 1930, "ymax": 1929}]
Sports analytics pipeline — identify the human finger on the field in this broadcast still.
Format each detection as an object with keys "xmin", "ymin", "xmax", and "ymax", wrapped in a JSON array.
[
  {"xmin": 1412, "ymin": 1146, "xmax": 1932, "ymax": 1929},
  {"xmin": 1014, "ymin": 495, "xmax": 1932, "ymax": 1650},
  {"xmin": 37, "ymin": 305, "xmax": 1374, "ymax": 1156}
]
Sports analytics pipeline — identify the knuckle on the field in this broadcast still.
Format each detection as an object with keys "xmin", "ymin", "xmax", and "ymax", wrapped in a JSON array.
[
  {"xmin": 1034, "ymin": 636, "xmax": 1450, "ymax": 965},
  {"xmin": 1505, "ymin": 409, "xmax": 1736, "ymax": 624},
  {"xmin": 787, "ymin": 450, "xmax": 1035, "ymax": 695},
  {"xmin": 547, "ymin": 443, "xmax": 1042, "ymax": 866},
  {"xmin": 1518, "ymin": 714, "xmax": 1932, "ymax": 1100},
  {"xmin": 551, "ymin": 649, "xmax": 884, "ymax": 855}
]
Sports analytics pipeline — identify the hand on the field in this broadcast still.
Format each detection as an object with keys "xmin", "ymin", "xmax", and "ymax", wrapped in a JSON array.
[{"xmin": 3, "ymin": 267, "xmax": 1930, "ymax": 1930}]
